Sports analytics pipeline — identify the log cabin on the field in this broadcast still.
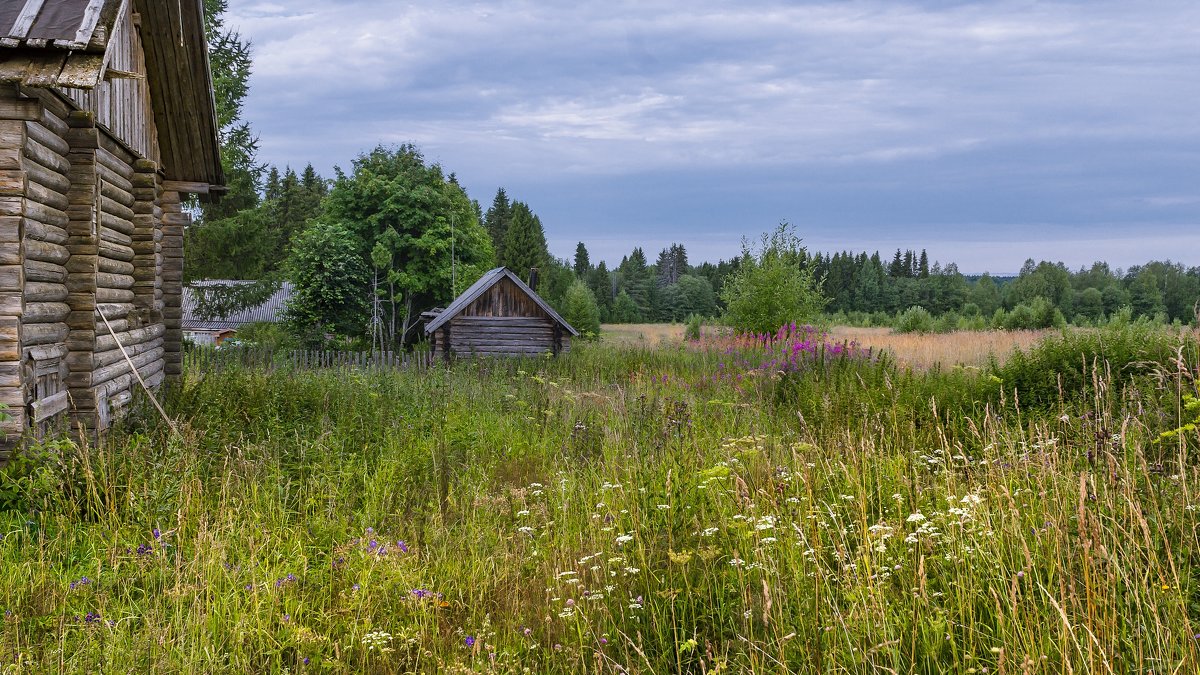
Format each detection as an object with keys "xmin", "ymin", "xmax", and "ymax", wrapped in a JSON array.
[
  {"xmin": 0, "ymin": 0, "xmax": 222, "ymax": 455},
  {"xmin": 423, "ymin": 267, "xmax": 578, "ymax": 359}
]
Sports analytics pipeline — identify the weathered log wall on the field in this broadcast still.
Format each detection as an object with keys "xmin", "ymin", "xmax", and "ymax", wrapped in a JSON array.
[
  {"xmin": 0, "ymin": 83, "xmax": 174, "ymax": 454},
  {"xmin": 444, "ymin": 315, "xmax": 568, "ymax": 357}
]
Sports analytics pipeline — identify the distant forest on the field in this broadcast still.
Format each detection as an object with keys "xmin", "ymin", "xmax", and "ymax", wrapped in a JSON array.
[
  {"xmin": 183, "ymin": 148, "xmax": 1200, "ymax": 338},
  {"xmin": 187, "ymin": 2, "xmax": 1199, "ymax": 345}
]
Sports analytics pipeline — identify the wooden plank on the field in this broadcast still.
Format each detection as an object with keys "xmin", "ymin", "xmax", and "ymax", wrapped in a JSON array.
[
  {"xmin": 31, "ymin": 390, "xmax": 68, "ymax": 423},
  {"xmin": 0, "ymin": 98, "xmax": 40, "ymax": 121},
  {"xmin": 6, "ymin": 2, "xmax": 46, "ymax": 41},
  {"xmin": 161, "ymin": 180, "xmax": 208, "ymax": 194}
]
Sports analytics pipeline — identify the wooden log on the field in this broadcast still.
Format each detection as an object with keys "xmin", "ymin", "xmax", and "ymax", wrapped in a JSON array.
[
  {"xmin": 25, "ymin": 218, "xmax": 68, "ymax": 245},
  {"xmin": 22, "ymin": 136, "xmax": 70, "ymax": 175},
  {"xmin": 25, "ymin": 179, "xmax": 68, "ymax": 211},
  {"xmin": 23, "ymin": 156, "xmax": 71, "ymax": 194},
  {"xmin": 88, "ymin": 336, "xmax": 160, "ymax": 370},
  {"xmin": 0, "ymin": 264, "xmax": 21, "ymax": 291},
  {"xmin": 96, "ymin": 287, "xmax": 134, "ymax": 303},
  {"xmin": 96, "ymin": 162, "xmax": 133, "ymax": 194},
  {"xmin": 24, "ymin": 239, "xmax": 69, "ymax": 264},
  {"xmin": 24, "ymin": 281, "xmax": 67, "ymax": 302},
  {"xmin": 101, "ymin": 210, "xmax": 133, "ymax": 236},
  {"xmin": 37, "ymin": 107, "xmax": 69, "ymax": 137},
  {"xmin": 0, "ymin": 290, "xmax": 20, "ymax": 316},
  {"xmin": 21, "ymin": 301, "xmax": 69, "ymax": 324},
  {"xmin": 95, "ymin": 147, "xmax": 134, "ymax": 180},
  {"xmin": 0, "ymin": 169, "xmax": 24, "ymax": 197},
  {"xmin": 0, "ymin": 242, "xmax": 17, "ymax": 266},
  {"xmin": 100, "ymin": 181, "xmax": 134, "ymax": 209},
  {"xmin": 99, "ymin": 226, "xmax": 133, "ymax": 247},
  {"xmin": 21, "ymin": 322, "xmax": 68, "ymax": 346},
  {"xmin": 28, "ymin": 198, "xmax": 67, "ymax": 229},
  {"xmin": 23, "ymin": 120, "xmax": 69, "ymax": 158},
  {"xmin": 26, "ymin": 256, "xmax": 67, "ymax": 283},
  {"xmin": 98, "ymin": 258, "xmax": 134, "ymax": 275},
  {"xmin": 99, "ymin": 239, "xmax": 134, "ymax": 262},
  {"xmin": 96, "ymin": 272, "xmax": 133, "ymax": 290},
  {"xmin": 94, "ymin": 323, "xmax": 163, "ymax": 353},
  {"xmin": 81, "ymin": 346, "xmax": 165, "ymax": 390}
]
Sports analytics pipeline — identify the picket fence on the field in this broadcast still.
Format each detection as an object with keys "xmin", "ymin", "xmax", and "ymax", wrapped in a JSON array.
[{"xmin": 183, "ymin": 347, "xmax": 436, "ymax": 374}]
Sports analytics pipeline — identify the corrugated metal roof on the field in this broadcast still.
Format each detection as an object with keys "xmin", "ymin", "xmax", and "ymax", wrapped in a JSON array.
[
  {"xmin": 424, "ymin": 267, "xmax": 579, "ymax": 336},
  {"xmin": 182, "ymin": 281, "xmax": 294, "ymax": 331}
]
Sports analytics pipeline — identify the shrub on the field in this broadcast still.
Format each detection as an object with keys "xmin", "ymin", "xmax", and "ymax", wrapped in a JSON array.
[
  {"xmin": 684, "ymin": 314, "xmax": 703, "ymax": 341},
  {"xmin": 721, "ymin": 222, "xmax": 825, "ymax": 334},
  {"xmin": 560, "ymin": 280, "xmax": 601, "ymax": 339},
  {"xmin": 895, "ymin": 306, "xmax": 934, "ymax": 333}
]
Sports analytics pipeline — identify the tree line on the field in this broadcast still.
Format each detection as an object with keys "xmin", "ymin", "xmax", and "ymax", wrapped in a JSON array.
[{"xmin": 190, "ymin": 1, "xmax": 1198, "ymax": 349}]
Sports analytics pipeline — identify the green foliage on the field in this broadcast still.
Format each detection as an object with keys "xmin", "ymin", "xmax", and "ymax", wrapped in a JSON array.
[
  {"xmin": 610, "ymin": 290, "xmax": 642, "ymax": 323},
  {"xmin": 322, "ymin": 144, "xmax": 494, "ymax": 345},
  {"xmin": 992, "ymin": 319, "xmax": 1190, "ymax": 409},
  {"xmin": 2, "ymin": 328, "xmax": 1199, "ymax": 671},
  {"xmin": 895, "ymin": 305, "xmax": 934, "ymax": 333},
  {"xmin": 684, "ymin": 313, "xmax": 703, "ymax": 340},
  {"xmin": 560, "ymin": 280, "xmax": 601, "ymax": 339},
  {"xmin": 283, "ymin": 222, "xmax": 369, "ymax": 336},
  {"xmin": 500, "ymin": 202, "xmax": 549, "ymax": 276},
  {"xmin": 721, "ymin": 222, "xmax": 825, "ymax": 334},
  {"xmin": 186, "ymin": 280, "xmax": 280, "ymax": 322},
  {"xmin": 998, "ymin": 296, "xmax": 1065, "ymax": 330}
]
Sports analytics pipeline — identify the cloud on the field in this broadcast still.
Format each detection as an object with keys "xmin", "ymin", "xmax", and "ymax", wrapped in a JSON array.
[{"xmin": 223, "ymin": 0, "xmax": 1200, "ymax": 269}]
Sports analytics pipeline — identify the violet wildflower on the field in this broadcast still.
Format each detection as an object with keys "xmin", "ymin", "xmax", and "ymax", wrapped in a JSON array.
[
  {"xmin": 464, "ymin": 636, "xmax": 476, "ymax": 647},
  {"xmin": 303, "ymin": 657, "xmax": 310, "ymax": 665},
  {"xmin": 152, "ymin": 528, "xmax": 161, "ymax": 540},
  {"xmin": 397, "ymin": 540, "xmax": 408, "ymax": 553}
]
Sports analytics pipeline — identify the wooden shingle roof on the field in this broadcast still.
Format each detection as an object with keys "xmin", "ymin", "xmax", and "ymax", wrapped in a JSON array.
[{"xmin": 0, "ymin": 0, "xmax": 223, "ymax": 188}]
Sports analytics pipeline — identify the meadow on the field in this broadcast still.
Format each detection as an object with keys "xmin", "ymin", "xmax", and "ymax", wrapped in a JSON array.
[{"xmin": 1, "ymin": 321, "xmax": 1199, "ymax": 673}]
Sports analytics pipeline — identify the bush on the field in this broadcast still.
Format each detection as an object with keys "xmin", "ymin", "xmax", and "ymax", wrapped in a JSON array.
[
  {"xmin": 684, "ymin": 314, "xmax": 703, "ymax": 341},
  {"xmin": 560, "ymin": 280, "xmax": 601, "ymax": 339},
  {"xmin": 721, "ymin": 222, "xmax": 825, "ymax": 334},
  {"xmin": 992, "ymin": 319, "xmax": 1189, "ymax": 409},
  {"xmin": 895, "ymin": 306, "xmax": 934, "ymax": 333}
]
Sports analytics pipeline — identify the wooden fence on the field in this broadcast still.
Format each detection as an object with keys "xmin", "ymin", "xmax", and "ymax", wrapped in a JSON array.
[{"xmin": 183, "ymin": 347, "xmax": 435, "ymax": 374}]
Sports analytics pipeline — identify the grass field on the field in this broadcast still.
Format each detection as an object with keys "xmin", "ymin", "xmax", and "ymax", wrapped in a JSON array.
[{"xmin": 1, "ymin": 321, "xmax": 1199, "ymax": 672}]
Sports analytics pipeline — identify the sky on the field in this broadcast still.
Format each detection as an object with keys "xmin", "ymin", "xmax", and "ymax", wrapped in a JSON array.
[{"xmin": 223, "ymin": 0, "xmax": 1200, "ymax": 274}]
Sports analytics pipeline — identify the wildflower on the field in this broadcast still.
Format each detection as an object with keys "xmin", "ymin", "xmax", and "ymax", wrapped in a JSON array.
[
  {"xmin": 465, "ymin": 636, "xmax": 476, "ymax": 647},
  {"xmin": 906, "ymin": 513, "xmax": 927, "ymax": 523},
  {"xmin": 152, "ymin": 528, "xmax": 162, "ymax": 540},
  {"xmin": 615, "ymin": 534, "xmax": 634, "ymax": 546}
]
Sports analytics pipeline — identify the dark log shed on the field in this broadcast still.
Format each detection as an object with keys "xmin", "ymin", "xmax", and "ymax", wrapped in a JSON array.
[{"xmin": 423, "ymin": 267, "xmax": 578, "ymax": 359}]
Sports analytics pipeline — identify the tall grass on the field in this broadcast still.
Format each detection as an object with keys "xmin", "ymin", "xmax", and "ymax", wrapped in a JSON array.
[{"xmin": 0, "ymin": 324, "xmax": 1198, "ymax": 672}]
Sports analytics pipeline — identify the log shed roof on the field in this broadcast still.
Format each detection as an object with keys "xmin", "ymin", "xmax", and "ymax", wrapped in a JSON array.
[
  {"xmin": 424, "ymin": 267, "xmax": 580, "ymax": 336},
  {"xmin": 0, "ymin": 0, "xmax": 223, "ymax": 188}
]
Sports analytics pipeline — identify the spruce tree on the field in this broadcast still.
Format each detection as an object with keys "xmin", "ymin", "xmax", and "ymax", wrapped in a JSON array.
[
  {"xmin": 484, "ymin": 188, "xmax": 513, "ymax": 259},
  {"xmin": 574, "ymin": 242, "xmax": 591, "ymax": 277},
  {"xmin": 502, "ymin": 201, "xmax": 550, "ymax": 282}
]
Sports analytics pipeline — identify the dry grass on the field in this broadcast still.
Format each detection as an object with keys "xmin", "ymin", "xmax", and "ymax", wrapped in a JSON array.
[
  {"xmin": 601, "ymin": 322, "xmax": 1055, "ymax": 369},
  {"xmin": 828, "ymin": 326, "xmax": 1053, "ymax": 369},
  {"xmin": 600, "ymin": 323, "xmax": 687, "ymax": 346}
]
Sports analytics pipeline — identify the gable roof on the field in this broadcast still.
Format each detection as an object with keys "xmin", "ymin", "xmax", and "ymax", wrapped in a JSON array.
[
  {"xmin": 0, "ymin": 0, "xmax": 223, "ymax": 188},
  {"xmin": 182, "ymin": 281, "xmax": 294, "ymax": 332},
  {"xmin": 424, "ymin": 267, "xmax": 579, "ymax": 336}
]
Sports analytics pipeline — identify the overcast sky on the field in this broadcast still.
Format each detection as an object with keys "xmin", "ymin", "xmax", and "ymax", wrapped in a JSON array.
[{"xmin": 224, "ymin": 0, "xmax": 1200, "ymax": 274}]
